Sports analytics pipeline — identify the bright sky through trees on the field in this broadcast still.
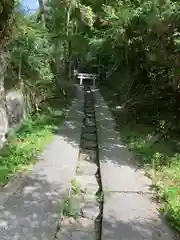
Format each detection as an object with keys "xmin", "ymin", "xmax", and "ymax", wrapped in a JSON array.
[{"xmin": 22, "ymin": 0, "xmax": 39, "ymax": 12}]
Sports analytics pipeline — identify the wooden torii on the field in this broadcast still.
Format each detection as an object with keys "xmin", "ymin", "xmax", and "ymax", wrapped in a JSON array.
[{"xmin": 73, "ymin": 69, "xmax": 97, "ymax": 88}]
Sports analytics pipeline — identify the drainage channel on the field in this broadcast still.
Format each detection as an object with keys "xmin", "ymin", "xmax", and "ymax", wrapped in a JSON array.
[{"xmin": 55, "ymin": 86, "xmax": 103, "ymax": 240}]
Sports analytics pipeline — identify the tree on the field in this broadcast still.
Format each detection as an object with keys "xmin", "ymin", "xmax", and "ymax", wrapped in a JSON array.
[{"xmin": 0, "ymin": 0, "xmax": 15, "ymax": 97}]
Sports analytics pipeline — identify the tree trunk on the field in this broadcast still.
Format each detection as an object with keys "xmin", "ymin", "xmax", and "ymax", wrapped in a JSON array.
[
  {"xmin": 65, "ymin": 5, "xmax": 72, "ymax": 80},
  {"xmin": 38, "ymin": 0, "xmax": 45, "ymax": 25}
]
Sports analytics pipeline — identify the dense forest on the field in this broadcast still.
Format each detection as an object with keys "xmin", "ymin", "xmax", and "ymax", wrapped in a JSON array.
[{"xmin": 1, "ymin": 0, "xmax": 180, "ymax": 233}]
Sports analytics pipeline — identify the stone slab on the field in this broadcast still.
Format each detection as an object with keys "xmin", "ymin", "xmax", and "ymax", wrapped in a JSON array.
[
  {"xmin": 102, "ymin": 192, "xmax": 174, "ymax": 240},
  {"xmin": 79, "ymin": 150, "xmax": 97, "ymax": 162},
  {"xmin": 61, "ymin": 216, "xmax": 95, "ymax": 232},
  {"xmin": 81, "ymin": 196, "xmax": 100, "ymax": 220},
  {"xmin": 94, "ymin": 90, "xmax": 152, "ymax": 193},
  {"xmin": 0, "ymin": 87, "xmax": 84, "ymax": 240},
  {"xmin": 85, "ymin": 120, "xmax": 96, "ymax": 128},
  {"xmin": 81, "ymin": 141, "xmax": 97, "ymax": 150},
  {"xmin": 77, "ymin": 161, "xmax": 98, "ymax": 176},
  {"xmin": 84, "ymin": 110, "xmax": 94, "ymax": 115},
  {"xmin": 82, "ymin": 126, "xmax": 96, "ymax": 134},
  {"xmin": 82, "ymin": 133, "xmax": 97, "ymax": 142},
  {"xmin": 75, "ymin": 175, "xmax": 99, "ymax": 194},
  {"xmin": 84, "ymin": 107, "xmax": 94, "ymax": 111},
  {"xmin": 56, "ymin": 217, "xmax": 95, "ymax": 240}
]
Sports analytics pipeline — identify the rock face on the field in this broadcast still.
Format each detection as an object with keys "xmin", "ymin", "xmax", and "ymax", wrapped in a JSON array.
[
  {"xmin": 6, "ymin": 90, "xmax": 24, "ymax": 127},
  {"xmin": 0, "ymin": 102, "xmax": 8, "ymax": 147},
  {"xmin": 0, "ymin": 90, "xmax": 25, "ymax": 148}
]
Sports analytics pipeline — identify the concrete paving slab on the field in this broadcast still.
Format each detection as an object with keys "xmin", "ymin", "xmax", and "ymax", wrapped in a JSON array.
[
  {"xmin": 0, "ymin": 87, "xmax": 84, "ymax": 240},
  {"xmin": 102, "ymin": 192, "xmax": 174, "ymax": 240},
  {"xmin": 94, "ymin": 90, "xmax": 152, "ymax": 193}
]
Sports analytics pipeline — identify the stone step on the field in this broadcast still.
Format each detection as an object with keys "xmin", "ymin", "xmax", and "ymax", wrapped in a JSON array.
[
  {"xmin": 56, "ymin": 217, "xmax": 95, "ymax": 240},
  {"xmin": 85, "ymin": 121, "xmax": 96, "ymax": 128},
  {"xmin": 82, "ymin": 133, "xmax": 97, "ymax": 142},
  {"xmin": 85, "ymin": 115, "xmax": 95, "ymax": 119},
  {"xmin": 75, "ymin": 175, "xmax": 99, "ymax": 195},
  {"xmin": 84, "ymin": 118, "xmax": 96, "ymax": 124},
  {"xmin": 81, "ymin": 194, "xmax": 100, "ymax": 220},
  {"xmin": 85, "ymin": 106, "xmax": 94, "ymax": 109},
  {"xmin": 84, "ymin": 110, "xmax": 94, "ymax": 115},
  {"xmin": 77, "ymin": 161, "xmax": 98, "ymax": 176},
  {"xmin": 82, "ymin": 126, "xmax": 96, "ymax": 134},
  {"xmin": 84, "ymin": 111, "xmax": 95, "ymax": 116},
  {"xmin": 84, "ymin": 112, "xmax": 94, "ymax": 117},
  {"xmin": 81, "ymin": 141, "xmax": 98, "ymax": 150},
  {"xmin": 84, "ymin": 113, "xmax": 95, "ymax": 119},
  {"xmin": 84, "ymin": 104, "xmax": 94, "ymax": 108},
  {"xmin": 83, "ymin": 117, "xmax": 96, "ymax": 124},
  {"xmin": 84, "ymin": 106, "xmax": 94, "ymax": 110},
  {"xmin": 85, "ymin": 102, "xmax": 94, "ymax": 106},
  {"xmin": 79, "ymin": 150, "xmax": 97, "ymax": 162}
]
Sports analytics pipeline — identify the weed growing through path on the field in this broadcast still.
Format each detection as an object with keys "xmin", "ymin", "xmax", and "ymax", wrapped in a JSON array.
[{"xmin": 63, "ymin": 179, "xmax": 85, "ymax": 218}]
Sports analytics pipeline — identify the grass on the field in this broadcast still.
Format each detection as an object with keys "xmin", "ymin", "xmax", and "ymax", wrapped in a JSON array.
[
  {"xmin": 0, "ymin": 90, "xmax": 73, "ymax": 186},
  {"xmin": 101, "ymin": 86, "xmax": 180, "ymax": 232}
]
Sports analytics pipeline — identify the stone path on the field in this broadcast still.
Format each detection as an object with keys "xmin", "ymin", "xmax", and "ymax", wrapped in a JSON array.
[
  {"xmin": 0, "ymin": 86, "xmax": 176, "ymax": 240},
  {"xmin": 0, "ymin": 86, "xmax": 84, "ymax": 240},
  {"xmin": 94, "ymin": 89, "xmax": 175, "ymax": 240}
]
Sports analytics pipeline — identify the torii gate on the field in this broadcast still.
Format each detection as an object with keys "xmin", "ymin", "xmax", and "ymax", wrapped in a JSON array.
[{"xmin": 73, "ymin": 69, "xmax": 97, "ymax": 88}]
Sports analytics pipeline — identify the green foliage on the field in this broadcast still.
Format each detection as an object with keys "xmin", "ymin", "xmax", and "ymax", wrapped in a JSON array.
[
  {"xmin": 79, "ymin": 4, "xmax": 95, "ymax": 28},
  {"xmin": 3, "ymin": 5, "xmax": 55, "ymax": 114},
  {"xmin": 0, "ymin": 115, "xmax": 53, "ymax": 185},
  {"xmin": 11, "ymin": 22, "xmax": 51, "ymax": 78},
  {"xmin": 8, "ymin": 12, "xmax": 52, "ymax": 78},
  {"xmin": 0, "ymin": 92, "xmax": 70, "ymax": 186}
]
